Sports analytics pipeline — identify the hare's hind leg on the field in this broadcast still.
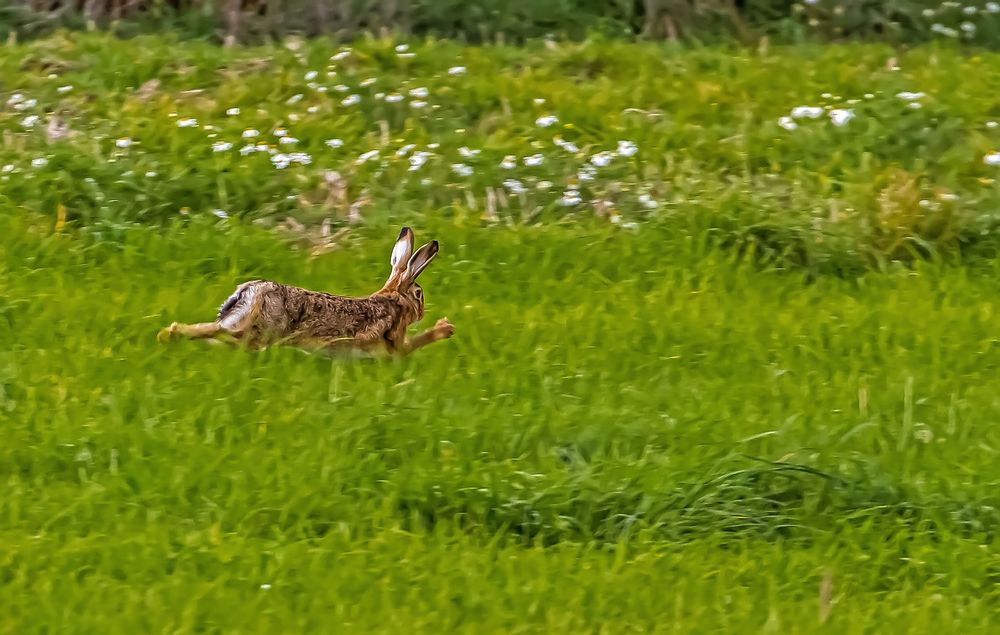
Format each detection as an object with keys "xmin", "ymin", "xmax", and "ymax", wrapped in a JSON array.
[
  {"xmin": 402, "ymin": 318, "xmax": 455, "ymax": 355},
  {"xmin": 158, "ymin": 321, "xmax": 238, "ymax": 344}
]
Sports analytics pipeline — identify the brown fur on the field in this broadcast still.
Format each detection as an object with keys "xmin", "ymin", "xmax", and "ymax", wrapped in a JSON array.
[{"xmin": 157, "ymin": 227, "xmax": 454, "ymax": 357}]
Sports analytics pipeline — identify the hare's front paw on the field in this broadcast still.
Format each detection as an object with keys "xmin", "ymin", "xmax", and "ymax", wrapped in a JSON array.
[
  {"xmin": 434, "ymin": 317, "xmax": 455, "ymax": 339},
  {"xmin": 157, "ymin": 322, "xmax": 179, "ymax": 343}
]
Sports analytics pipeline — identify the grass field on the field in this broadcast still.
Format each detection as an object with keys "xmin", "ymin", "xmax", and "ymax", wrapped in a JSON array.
[{"xmin": 3, "ymin": 32, "xmax": 1000, "ymax": 633}]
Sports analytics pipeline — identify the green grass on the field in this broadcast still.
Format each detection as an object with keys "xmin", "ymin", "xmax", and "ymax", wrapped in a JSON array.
[
  {"xmin": 3, "ymin": 213, "xmax": 1000, "ymax": 632},
  {"xmin": 3, "ymin": 32, "xmax": 1000, "ymax": 632}
]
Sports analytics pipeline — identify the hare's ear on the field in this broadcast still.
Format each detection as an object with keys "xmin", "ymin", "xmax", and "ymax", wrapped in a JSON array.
[
  {"xmin": 383, "ymin": 226, "xmax": 414, "ymax": 290},
  {"xmin": 402, "ymin": 240, "xmax": 439, "ymax": 287}
]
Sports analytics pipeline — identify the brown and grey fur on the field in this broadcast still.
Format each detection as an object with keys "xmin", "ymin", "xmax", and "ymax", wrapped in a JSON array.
[{"xmin": 157, "ymin": 227, "xmax": 454, "ymax": 357}]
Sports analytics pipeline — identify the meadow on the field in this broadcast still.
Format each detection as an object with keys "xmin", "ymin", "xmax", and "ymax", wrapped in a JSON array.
[{"xmin": 2, "ymin": 31, "xmax": 1000, "ymax": 632}]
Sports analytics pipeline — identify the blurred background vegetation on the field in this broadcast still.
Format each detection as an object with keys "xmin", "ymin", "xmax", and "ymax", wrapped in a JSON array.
[{"xmin": 3, "ymin": 1, "xmax": 999, "ymax": 46}]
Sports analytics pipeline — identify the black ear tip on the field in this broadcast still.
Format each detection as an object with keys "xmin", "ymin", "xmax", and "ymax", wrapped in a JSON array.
[{"xmin": 399, "ymin": 226, "xmax": 413, "ymax": 239}]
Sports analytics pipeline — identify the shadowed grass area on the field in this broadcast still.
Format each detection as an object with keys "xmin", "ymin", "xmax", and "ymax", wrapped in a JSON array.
[{"xmin": 2, "ymin": 211, "xmax": 1000, "ymax": 630}]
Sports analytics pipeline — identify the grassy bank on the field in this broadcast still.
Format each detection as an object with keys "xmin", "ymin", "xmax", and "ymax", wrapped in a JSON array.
[{"xmin": 3, "ymin": 34, "xmax": 1000, "ymax": 272}]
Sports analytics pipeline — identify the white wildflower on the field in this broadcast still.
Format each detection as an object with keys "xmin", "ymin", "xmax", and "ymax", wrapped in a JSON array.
[
  {"xmin": 590, "ymin": 152, "xmax": 613, "ymax": 167},
  {"xmin": 31, "ymin": 157, "xmax": 48, "ymax": 168},
  {"xmin": 616, "ymin": 140, "xmax": 638, "ymax": 157},
  {"xmin": 451, "ymin": 163, "xmax": 473, "ymax": 177},
  {"xmin": 278, "ymin": 136, "xmax": 299, "ymax": 145},
  {"xmin": 289, "ymin": 152, "xmax": 311, "ymax": 165},
  {"xmin": 331, "ymin": 50, "xmax": 351, "ymax": 62},
  {"xmin": 271, "ymin": 153, "xmax": 290, "ymax": 169},
  {"xmin": 396, "ymin": 144, "xmax": 416, "ymax": 157},
  {"xmin": 2, "ymin": 164, "xmax": 14, "ymax": 173},
  {"xmin": 226, "ymin": 107, "xmax": 241, "ymax": 116},
  {"xmin": 326, "ymin": 138, "xmax": 344, "ymax": 148},
  {"xmin": 500, "ymin": 155, "xmax": 517, "ymax": 169},
  {"xmin": 177, "ymin": 118, "xmax": 198, "ymax": 128},
  {"xmin": 988, "ymin": 2, "xmax": 1000, "ymax": 13},
  {"xmin": 502, "ymin": 179, "xmax": 526, "ymax": 194},
  {"xmin": 242, "ymin": 128, "xmax": 260, "ymax": 138},
  {"xmin": 304, "ymin": 70, "xmax": 318, "ymax": 81},
  {"xmin": 578, "ymin": 165, "xmax": 596, "ymax": 181},
  {"xmin": 829, "ymin": 108, "xmax": 854, "ymax": 126},
  {"xmin": 988, "ymin": 121, "xmax": 999, "ymax": 129},
  {"xmin": 410, "ymin": 100, "xmax": 428, "ymax": 109},
  {"xmin": 554, "ymin": 137, "xmax": 579, "ymax": 153},
  {"xmin": 212, "ymin": 209, "xmax": 229, "ymax": 219},
  {"xmin": 21, "ymin": 115, "xmax": 39, "ymax": 128},
  {"xmin": 458, "ymin": 146, "xmax": 480, "ymax": 158},
  {"xmin": 791, "ymin": 106, "xmax": 824, "ymax": 119},
  {"xmin": 115, "ymin": 137, "xmax": 133, "ymax": 148},
  {"xmin": 778, "ymin": 116, "xmax": 798, "ymax": 131},
  {"xmin": 341, "ymin": 94, "xmax": 361, "ymax": 106},
  {"xmin": 286, "ymin": 93, "xmax": 303, "ymax": 105},
  {"xmin": 333, "ymin": 84, "xmax": 350, "ymax": 93},
  {"xmin": 963, "ymin": 6, "xmax": 977, "ymax": 15},
  {"xmin": 408, "ymin": 151, "xmax": 432, "ymax": 171},
  {"xmin": 239, "ymin": 144, "xmax": 257, "ymax": 155},
  {"xmin": 984, "ymin": 152, "xmax": 1000, "ymax": 166},
  {"xmin": 896, "ymin": 91, "xmax": 925, "ymax": 101},
  {"xmin": 931, "ymin": 23, "xmax": 959, "ymax": 37},
  {"xmin": 7, "ymin": 93, "xmax": 23, "ymax": 106},
  {"xmin": 448, "ymin": 66, "xmax": 467, "ymax": 75},
  {"xmin": 559, "ymin": 190, "xmax": 582, "ymax": 206},
  {"xmin": 409, "ymin": 87, "xmax": 429, "ymax": 98},
  {"xmin": 385, "ymin": 93, "xmax": 404, "ymax": 103},
  {"xmin": 533, "ymin": 98, "xmax": 546, "ymax": 105},
  {"xmin": 908, "ymin": 102, "xmax": 923, "ymax": 110},
  {"xmin": 395, "ymin": 44, "xmax": 410, "ymax": 53},
  {"xmin": 523, "ymin": 154, "xmax": 544, "ymax": 166},
  {"xmin": 535, "ymin": 115, "xmax": 558, "ymax": 127},
  {"xmin": 638, "ymin": 193, "xmax": 658, "ymax": 209},
  {"xmin": 961, "ymin": 22, "xmax": 977, "ymax": 34},
  {"xmin": 356, "ymin": 150, "xmax": 380, "ymax": 164},
  {"xmin": 57, "ymin": 85, "xmax": 73, "ymax": 94},
  {"xmin": 273, "ymin": 128, "xmax": 288, "ymax": 137},
  {"xmin": 307, "ymin": 106, "xmax": 319, "ymax": 114},
  {"xmin": 211, "ymin": 141, "xmax": 233, "ymax": 152},
  {"xmin": 536, "ymin": 180, "xmax": 552, "ymax": 190},
  {"xmin": 145, "ymin": 170, "xmax": 158, "ymax": 177}
]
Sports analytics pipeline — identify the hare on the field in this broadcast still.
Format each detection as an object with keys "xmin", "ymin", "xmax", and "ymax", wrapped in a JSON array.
[{"xmin": 157, "ymin": 226, "xmax": 455, "ymax": 357}]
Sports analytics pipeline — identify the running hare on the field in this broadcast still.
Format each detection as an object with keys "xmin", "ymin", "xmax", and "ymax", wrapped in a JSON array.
[{"xmin": 158, "ymin": 227, "xmax": 455, "ymax": 357}]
